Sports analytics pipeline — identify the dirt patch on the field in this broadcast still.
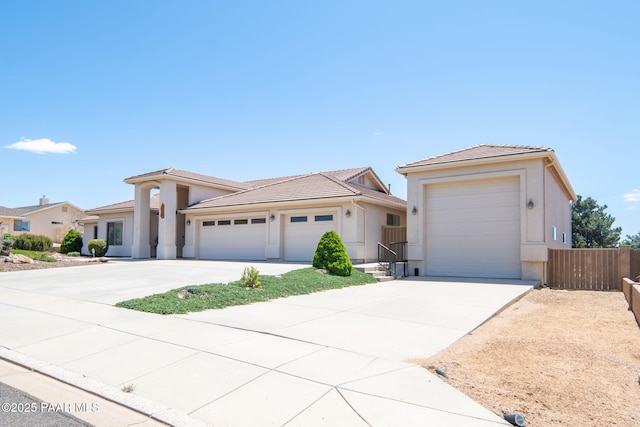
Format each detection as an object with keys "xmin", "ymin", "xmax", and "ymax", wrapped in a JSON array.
[
  {"xmin": 409, "ymin": 288, "xmax": 640, "ymax": 426},
  {"xmin": 0, "ymin": 254, "xmax": 99, "ymax": 272}
]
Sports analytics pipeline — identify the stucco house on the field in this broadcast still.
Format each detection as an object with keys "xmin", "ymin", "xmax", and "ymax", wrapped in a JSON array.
[
  {"xmin": 0, "ymin": 196, "xmax": 85, "ymax": 243},
  {"xmin": 396, "ymin": 144, "xmax": 576, "ymax": 282},
  {"xmin": 83, "ymin": 167, "xmax": 407, "ymax": 262}
]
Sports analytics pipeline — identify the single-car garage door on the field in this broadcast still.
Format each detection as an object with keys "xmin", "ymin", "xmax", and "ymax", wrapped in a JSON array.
[
  {"xmin": 425, "ymin": 176, "xmax": 521, "ymax": 278},
  {"xmin": 199, "ymin": 217, "xmax": 266, "ymax": 260},
  {"xmin": 283, "ymin": 212, "xmax": 337, "ymax": 262}
]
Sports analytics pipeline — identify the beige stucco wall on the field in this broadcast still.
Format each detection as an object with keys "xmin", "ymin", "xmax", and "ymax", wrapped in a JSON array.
[
  {"xmin": 82, "ymin": 212, "xmax": 134, "ymax": 257},
  {"xmin": 182, "ymin": 200, "xmax": 405, "ymax": 263},
  {"xmin": 544, "ymin": 166, "xmax": 572, "ymax": 249},
  {"xmin": 6, "ymin": 204, "xmax": 85, "ymax": 243},
  {"xmin": 403, "ymin": 157, "xmax": 572, "ymax": 281}
]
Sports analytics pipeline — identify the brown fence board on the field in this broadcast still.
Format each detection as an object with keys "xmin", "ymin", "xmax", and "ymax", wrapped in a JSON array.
[
  {"xmin": 548, "ymin": 248, "xmax": 620, "ymax": 290},
  {"xmin": 631, "ymin": 249, "xmax": 640, "ymax": 281}
]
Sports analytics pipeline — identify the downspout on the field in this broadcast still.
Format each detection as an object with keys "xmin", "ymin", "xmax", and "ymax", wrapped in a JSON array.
[{"xmin": 352, "ymin": 200, "xmax": 367, "ymax": 262}]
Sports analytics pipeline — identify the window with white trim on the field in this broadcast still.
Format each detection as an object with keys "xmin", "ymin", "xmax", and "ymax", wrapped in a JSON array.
[{"xmin": 107, "ymin": 221, "xmax": 123, "ymax": 246}]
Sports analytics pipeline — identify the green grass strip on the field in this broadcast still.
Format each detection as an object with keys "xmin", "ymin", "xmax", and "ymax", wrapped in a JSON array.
[
  {"xmin": 11, "ymin": 249, "xmax": 56, "ymax": 262},
  {"xmin": 115, "ymin": 267, "xmax": 377, "ymax": 314}
]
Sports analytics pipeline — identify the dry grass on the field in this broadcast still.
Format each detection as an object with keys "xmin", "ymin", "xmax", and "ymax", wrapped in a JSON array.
[{"xmin": 409, "ymin": 288, "xmax": 640, "ymax": 426}]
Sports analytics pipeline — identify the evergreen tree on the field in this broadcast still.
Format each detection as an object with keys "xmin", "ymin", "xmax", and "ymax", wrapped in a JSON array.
[{"xmin": 571, "ymin": 195, "xmax": 621, "ymax": 248}]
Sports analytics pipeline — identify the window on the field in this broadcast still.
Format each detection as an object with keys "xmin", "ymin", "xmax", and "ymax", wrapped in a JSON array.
[
  {"xmin": 552, "ymin": 226, "xmax": 557, "ymax": 241},
  {"xmin": 62, "ymin": 206, "xmax": 68, "ymax": 212},
  {"xmin": 218, "ymin": 220, "xmax": 231, "ymax": 226},
  {"xmin": 93, "ymin": 226, "xmax": 98, "ymax": 239},
  {"xmin": 251, "ymin": 218, "xmax": 266, "ymax": 224},
  {"xmin": 387, "ymin": 214, "xmax": 400, "ymax": 226},
  {"xmin": 13, "ymin": 220, "xmax": 30, "ymax": 232},
  {"xmin": 203, "ymin": 221, "xmax": 215, "ymax": 226},
  {"xmin": 51, "ymin": 221, "xmax": 63, "ymax": 225},
  {"xmin": 290, "ymin": 216, "xmax": 307, "ymax": 223},
  {"xmin": 315, "ymin": 215, "xmax": 334, "ymax": 222},
  {"xmin": 107, "ymin": 222, "xmax": 123, "ymax": 246},
  {"xmin": 562, "ymin": 232, "xmax": 567, "ymax": 245},
  {"xmin": 234, "ymin": 219, "xmax": 248, "ymax": 225}
]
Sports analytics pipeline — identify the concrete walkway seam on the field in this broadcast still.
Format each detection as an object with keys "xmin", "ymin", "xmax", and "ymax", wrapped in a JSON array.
[{"xmin": 0, "ymin": 347, "xmax": 206, "ymax": 427}]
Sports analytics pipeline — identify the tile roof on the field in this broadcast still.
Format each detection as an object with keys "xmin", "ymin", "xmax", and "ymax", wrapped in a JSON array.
[
  {"xmin": 124, "ymin": 168, "xmax": 250, "ymax": 190},
  {"xmin": 398, "ymin": 144, "xmax": 553, "ymax": 169},
  {"xmin": 243, "ymin": 167, "xmax": 372, "ymax": 188},
  {"xmin": 0, "ymin": 202, "xmax": 67, "ymax": 217},
  {"xmin": 86, "ymin": 194, "xmax": 160, "ymax": 213},
  {"xmin": 188, "ymin": 172, "xmax": 405, "ymax": 210}
]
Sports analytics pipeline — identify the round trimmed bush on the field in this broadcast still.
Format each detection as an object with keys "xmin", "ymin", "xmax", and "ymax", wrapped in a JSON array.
[
  {"xmin": 88, "ymin": 239, "xmax": 109, "ymax": 257},
  {"xmin": 312, "ymin": 231, "xmax": 352, "ymax": 276},
  {"xmin": 60, "ymin": 229, "xmax": 83, "ymax": 254}
]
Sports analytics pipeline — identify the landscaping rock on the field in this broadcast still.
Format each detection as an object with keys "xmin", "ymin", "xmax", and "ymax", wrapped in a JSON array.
[{"xmin": 11, "ymin": 254, "xmax": 34, "ymax": 264}]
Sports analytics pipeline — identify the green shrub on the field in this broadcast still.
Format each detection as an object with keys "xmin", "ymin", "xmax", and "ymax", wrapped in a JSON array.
[
  {"xmin": 240, "ymin": 266, "xmax": 261, "ymax": 288},
  {"xmin": 88, "ymin": 239, "xmax": 109, "ymax": 257},
  {"xmin": 67, "ymin": 251, "xmax": 81, "ymax": 257},
  {"xmin": 60, "ymin": 229, "xmax": 83, "ymax": 254},
  {"xmin": 312, "ymin": 231, "xmax": 352, "ymax": 276},
  {"xmin": 13, "ymin": 234, "xmax": 53, "ymax": 252},
  {"xmin": 0, "ymin": 236, "xmax": 12, "ymax": 256}
]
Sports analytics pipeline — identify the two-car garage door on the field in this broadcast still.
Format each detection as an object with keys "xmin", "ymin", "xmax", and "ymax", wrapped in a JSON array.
[
  {"xmin": 197, "ymin": 212, "xmax": 337, "ymax": 262},
  {"xmin": 425, "ymin": 176, "xmax": 521, "ymax": 279}
]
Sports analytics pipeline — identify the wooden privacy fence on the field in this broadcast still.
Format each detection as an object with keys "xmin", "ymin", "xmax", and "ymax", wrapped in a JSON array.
[
  {"xmin": 380, "ymin": 226, "xmax": 407, "ymax": 261},
  {"xmin": 548, "ymin": 246, "xmax": 640, "ymax": 291}
]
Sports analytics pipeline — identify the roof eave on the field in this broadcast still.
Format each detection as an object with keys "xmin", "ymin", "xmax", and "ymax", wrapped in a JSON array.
[{"xmin": 396, "ymin": 150, "xmax": 554, "ymax": 175}]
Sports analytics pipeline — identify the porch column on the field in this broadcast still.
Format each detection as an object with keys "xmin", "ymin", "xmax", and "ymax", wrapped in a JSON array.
[
  {"xmin": 157, "ymin": 180, "xmax": 177, "ymax": 259},
  {"xmin": 131, "ymin": 184, "xmax": 151, "ymax": 258}
]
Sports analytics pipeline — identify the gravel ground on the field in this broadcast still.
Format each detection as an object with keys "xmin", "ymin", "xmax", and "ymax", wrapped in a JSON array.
[
  {"xmin": 0, "ymin": 254, "xmax": 99, "ymax": 272},
  {"xmin": 410, "ymin": 288, "xmax": 640, "ymax": 427}
]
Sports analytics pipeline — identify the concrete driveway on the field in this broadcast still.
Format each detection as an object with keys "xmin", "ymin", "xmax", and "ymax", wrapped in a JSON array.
[{"xmin": 0, "ymin": 260, "xmax": 535, "ymax": 426}]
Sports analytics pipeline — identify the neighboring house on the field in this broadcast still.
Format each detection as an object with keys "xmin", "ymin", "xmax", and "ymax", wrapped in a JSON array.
[
  {"xmin": 0, "ymin": 196, "xmax": 85, "ymax": 243},
  {"xmin": 84, "ymin": 167, "xmax": 406, "ymax": 262},
  {"xmin": 396, "ymin": 144, "xmax": 576, "ymax": 282}
]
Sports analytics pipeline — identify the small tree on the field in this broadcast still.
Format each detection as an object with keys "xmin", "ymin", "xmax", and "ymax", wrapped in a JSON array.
[
  {"xmin": 312, "ymin": 231, "xmax": 352, "ymax": 276},
  {"xmin": 622, "ymin": 232, "xmax": 640, "ymax": 250},
  {"xmin": 88, "ymin": 239, "xmax": 109, "ymax": 257},
  {"xmin": 60, "ymin": 229, "xmax": 83, "ymax": 254},
  {"xmin": 572, "ymin": 195, "xmax": 621, "ymax": 248},
  {"xmin": 0, "ymin": 236, "xmax": 12, "ymax": 256}
]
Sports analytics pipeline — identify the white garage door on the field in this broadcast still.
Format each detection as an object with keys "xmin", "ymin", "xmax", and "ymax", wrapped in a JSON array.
[
  {"xmin": 283, "ymin": 213, "xmax": 337, "ymax": 262},
  {"xmin": 199, "ymin": 217, "xmax": 266, "ymax": 260},
  {"xmin": 425, "ymin": 176, "xmax": 521, "ymax": 279}
]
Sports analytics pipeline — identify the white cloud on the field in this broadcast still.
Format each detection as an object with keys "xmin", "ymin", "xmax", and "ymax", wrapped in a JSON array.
[
  {"xmin": 4, "ymin": 138, "xmax": 77, "ymax": 154},
  {"xmin": 624, "ymin": 189, "xmax": 640, "ymax": 203}
]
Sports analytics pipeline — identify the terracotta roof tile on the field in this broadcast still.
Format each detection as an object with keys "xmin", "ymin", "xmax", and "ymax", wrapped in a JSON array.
[
  {"xmin": 398, "ymin": 144, "xmax": 553, "ymax": 169},
  {"xmin": 188, "ymin": 172, "xmax": 405, "ymax": 210},
  {"xmin": 87, "ymin": 194, "xmax": 160, "ymax": 213},
  {"xmin": 125, "ymin": 168, "xmax": 250, "ymax": 190},
  {"xmin": 0, "ymin": 203, "xmax": 67, "ymax": 217},
  {"xmin": 243, "ymin": 167, "xmax": 371, "ymax": 188}
]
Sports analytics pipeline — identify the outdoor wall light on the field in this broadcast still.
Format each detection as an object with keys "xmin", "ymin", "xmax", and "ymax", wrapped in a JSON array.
[
  {"xmin": 527, "ymin": 199, "xmax": 534, "ymax": 210},
  {"xmin": 269, "ymin": 214, "xmax": 275, "ymax": 221},
  {"xmin": 411, "ymin": 206, "xmax": 418, "ymax": 215},
  {"xmin": 345, "ymin": 209, "xmax": 351, "ymax": 218},
  {"xmin": 186, "ymin": 219, "xmax": 191, "ymax": 226}
]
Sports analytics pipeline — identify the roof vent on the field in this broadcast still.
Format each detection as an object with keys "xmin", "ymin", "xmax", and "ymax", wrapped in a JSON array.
[{"xmin": 39, "ymin": 195, "xmax": 49, "ymax": 206}]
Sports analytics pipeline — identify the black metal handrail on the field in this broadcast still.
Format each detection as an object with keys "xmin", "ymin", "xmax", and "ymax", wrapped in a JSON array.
[{"xmin": 377, "ymin": 242, "xmax": 397, "ymax": 277}]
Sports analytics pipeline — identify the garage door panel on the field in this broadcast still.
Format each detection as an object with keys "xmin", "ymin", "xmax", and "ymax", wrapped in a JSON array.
[
  {"xmin": 199, "ymin": 221, "xmax": 266, "ymax": 260},
  {"xmin": 426, "ymin": 177, "xmax": 521, "ymax": 279},
  {"xmin": 284, "ymin": 213, "xmax": 337, "ymax": 262}
]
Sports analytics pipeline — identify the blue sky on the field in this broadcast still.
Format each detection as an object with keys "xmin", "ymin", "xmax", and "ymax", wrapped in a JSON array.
[{"xmin": 2, "ymin": 1, "xmax": 638, "ymax": 238}]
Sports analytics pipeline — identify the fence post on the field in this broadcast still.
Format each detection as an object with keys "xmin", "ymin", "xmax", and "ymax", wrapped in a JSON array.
[{"xmin": 619, "ymin": 245, "xmax": 631, "ymax": 283}]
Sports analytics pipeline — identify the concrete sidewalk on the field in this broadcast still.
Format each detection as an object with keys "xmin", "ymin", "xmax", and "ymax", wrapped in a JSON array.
[{"xmin": 0, "ymin": 260, "xmax": 535, "ymax": 426}]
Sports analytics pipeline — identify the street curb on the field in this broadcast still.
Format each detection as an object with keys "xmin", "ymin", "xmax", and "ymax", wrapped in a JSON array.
[{"xmin": 0, "ymin": 347, "xmax": 207, "ymax": 427}]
